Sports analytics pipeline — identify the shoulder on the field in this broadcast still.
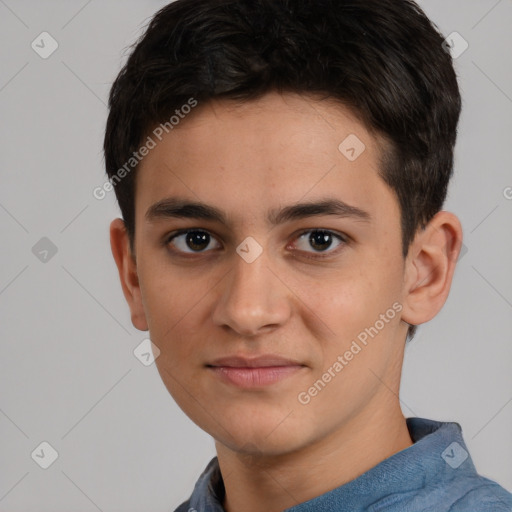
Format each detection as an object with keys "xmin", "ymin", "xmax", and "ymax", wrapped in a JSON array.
[
  {"xmin": 394, "ymin": 475, "xmax": 512, "ymax": 512},
  {"xmin": 447, "ymin": 476, "xmax": 512, "ymax": 511},
  {"xmin": 389, "ymin": 417, "xmax": 512, "ymax": 512},
  {"xmin": 170, "ymin": 456, "xmax": 222, "ymax": 512},
  {"xmin": 172, "ymin": 500, "xmax": 193, "ymax": 512}
]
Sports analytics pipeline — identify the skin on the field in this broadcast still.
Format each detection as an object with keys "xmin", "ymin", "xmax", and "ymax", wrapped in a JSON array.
[{"xmin": 110, "ymin": 92, "xmax": 463, "ymax": 512}]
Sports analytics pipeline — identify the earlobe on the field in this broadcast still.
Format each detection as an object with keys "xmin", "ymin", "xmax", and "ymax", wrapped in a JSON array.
[
  {"xmin": 109, "ymin": 218, "xmax": 149, "ymax": 331},
  {"xmin": 401, "ymin": 211, "xmax": 463, "ymax": 327}
]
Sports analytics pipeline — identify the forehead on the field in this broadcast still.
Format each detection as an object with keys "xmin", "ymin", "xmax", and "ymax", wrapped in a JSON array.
[{"xmin": 135, "ymin": 92, "xmax": 397, "ymax": 226}]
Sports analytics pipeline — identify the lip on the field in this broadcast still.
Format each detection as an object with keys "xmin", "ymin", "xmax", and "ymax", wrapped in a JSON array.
[{"xmin": 207, "ymin": 355, "xmax": 306, "ymax": 388}]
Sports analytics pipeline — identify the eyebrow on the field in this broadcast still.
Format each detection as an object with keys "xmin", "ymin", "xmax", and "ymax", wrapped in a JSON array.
[{"xmin": 145, "ymin": 197, "xmax": 371, "ymax": 226}]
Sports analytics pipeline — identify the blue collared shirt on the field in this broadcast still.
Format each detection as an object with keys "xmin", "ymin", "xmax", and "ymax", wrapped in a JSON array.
[{"xmin": 175, "ymin": 417, "xmax": 512, "ymax": 511}]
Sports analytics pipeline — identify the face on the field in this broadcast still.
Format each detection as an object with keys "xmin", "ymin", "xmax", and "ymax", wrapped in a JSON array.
[{"xmin": 125, "ymin": 92, "xmax": 412, "ymax": 455}]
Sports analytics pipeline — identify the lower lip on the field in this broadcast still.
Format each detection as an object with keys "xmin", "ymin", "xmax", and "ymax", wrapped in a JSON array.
[{"xmin": 208, "ymin": 366, "xmax": 304, "ymax": 388}]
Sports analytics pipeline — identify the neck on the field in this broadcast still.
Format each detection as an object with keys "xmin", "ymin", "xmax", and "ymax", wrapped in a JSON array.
[{"xmin": 216, "ymin": 399, "xmax": 413, "ymax": 512}]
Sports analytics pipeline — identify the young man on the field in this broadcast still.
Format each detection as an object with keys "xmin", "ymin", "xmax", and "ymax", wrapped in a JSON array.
[{"xmin": 104, "ymin": 0, "xmax": 512, "ymax": 510}]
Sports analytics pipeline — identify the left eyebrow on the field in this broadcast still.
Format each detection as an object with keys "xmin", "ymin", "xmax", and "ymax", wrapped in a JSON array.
[
  {"xmin": 145, "ymin": 197, "xmax": 371, "ymax": 225},
  {"xmin": 268, "ymin": 198, "xmax": 371, "ymax": 225}
]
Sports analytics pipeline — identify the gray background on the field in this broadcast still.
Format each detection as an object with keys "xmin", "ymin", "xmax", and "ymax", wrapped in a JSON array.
[{"xmin": 0, "ymin": 1, "xmax": 511, "ymax": 510}]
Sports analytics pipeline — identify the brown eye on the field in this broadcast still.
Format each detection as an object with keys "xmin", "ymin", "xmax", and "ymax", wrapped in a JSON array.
[
  {"xmin": 293, "ymin": 229, "xmax": 345, "ymax": 256},
  {"xmin": 167, "ymin": 230, "xmax": 221, "ymax": 253}
]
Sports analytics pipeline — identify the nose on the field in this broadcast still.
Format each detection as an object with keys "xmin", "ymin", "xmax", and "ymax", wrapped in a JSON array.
[{"xmin": 212, "ymin": 247, "xmax": 292, "ymax": 337}]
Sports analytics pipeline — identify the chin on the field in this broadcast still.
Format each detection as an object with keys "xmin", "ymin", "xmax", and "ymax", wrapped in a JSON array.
[{"xmin": 213, "ymin": 410, "xmax": 314, "ymax": 456}]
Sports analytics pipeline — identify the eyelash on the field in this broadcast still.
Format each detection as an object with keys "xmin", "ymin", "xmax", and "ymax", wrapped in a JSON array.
[{"xmin": 164, "ymin": 228, "xmax": 348, "ymax": 260}]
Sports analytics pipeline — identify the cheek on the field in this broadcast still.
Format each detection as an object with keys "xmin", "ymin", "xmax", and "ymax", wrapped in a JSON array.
[
  {"xmin": 300, "ymin": 260, "xmax": 403, "ymax": 366},
  {"xmin": 143, "ymin": 276, "xmax": 211, "ymax": 413},
  {"xmin": 304, "ymin": 268, "xmax": 377, "ymax": 331},
  {"xmin": 138, "ymin": 265, "xmax": 202, "ymax": 361}
]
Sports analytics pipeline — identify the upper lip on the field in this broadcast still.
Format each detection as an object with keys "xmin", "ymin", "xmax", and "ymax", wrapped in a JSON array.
[{"xmin": 207, "ymin": 355, "xmax": 304, "ymax": 368}]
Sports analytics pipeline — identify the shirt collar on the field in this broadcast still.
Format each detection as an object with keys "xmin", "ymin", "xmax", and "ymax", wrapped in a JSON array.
[{"xmin": 187, "ymin": 417, "xmax": 476, "ymax": 511}]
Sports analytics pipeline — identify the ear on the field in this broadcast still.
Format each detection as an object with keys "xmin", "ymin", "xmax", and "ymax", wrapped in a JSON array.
[
  {"xmin": 109, "ymin": 218, "xmax": 149, "ymax": 331},
  {"xmin": 401, "ymin": 211, "xmax": 463, "ymax": 327}
]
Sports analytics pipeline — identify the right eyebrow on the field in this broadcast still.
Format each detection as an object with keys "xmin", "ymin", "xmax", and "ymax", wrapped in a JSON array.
[{"xmin": 145, "ymin": 198, "xmax": 228, "ymax": 224}]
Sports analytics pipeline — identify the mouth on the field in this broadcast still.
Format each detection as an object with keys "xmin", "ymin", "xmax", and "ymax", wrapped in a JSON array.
[{"xmin": 206, "ymin": 355, "xmax": 307, "ymax": 388}]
